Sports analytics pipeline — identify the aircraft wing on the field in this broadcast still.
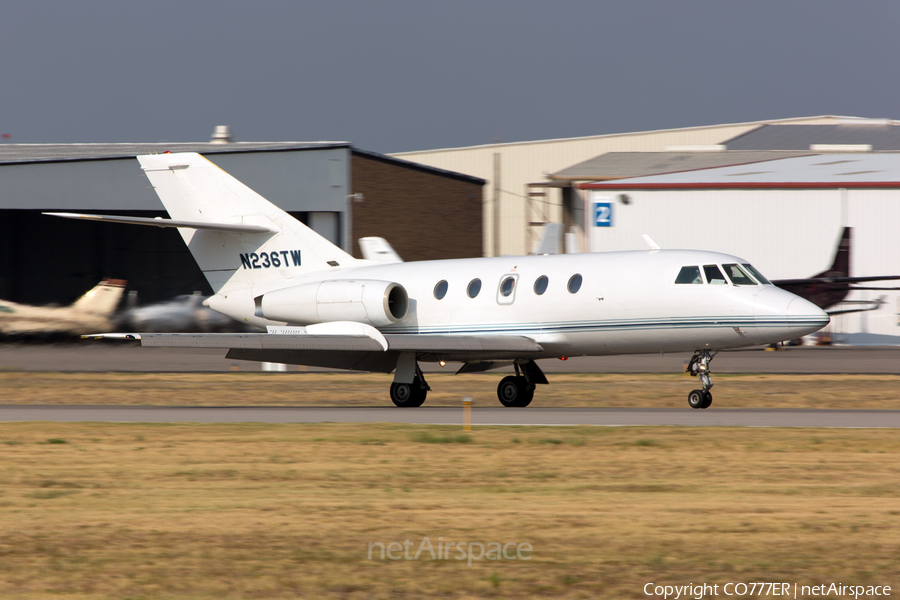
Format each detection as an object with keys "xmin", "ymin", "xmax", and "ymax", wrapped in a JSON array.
[
  {"xmin": 83, "ymin": 331, "xmax": 544, "ymax": 373},
  {"xmin": 772, "ymin": 275, "xmax": 900, "ymax": 286}
]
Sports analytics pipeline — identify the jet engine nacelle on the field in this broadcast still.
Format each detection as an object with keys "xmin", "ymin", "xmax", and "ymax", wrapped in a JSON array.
[{"xmin": 257, "ymin": 280, "xmax": 408, "ymax": 327}]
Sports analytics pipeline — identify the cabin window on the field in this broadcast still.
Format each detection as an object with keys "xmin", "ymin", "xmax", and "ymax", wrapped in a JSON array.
[
  {"xmin": 500, "ymin": 277, "xmax": 515, "ymax": 297},
  {"xmin": 704, "ymin": 265, "xmax": 727, "ymax": 285},
  {"xmin": 675, "ymin": 266, "xmax": 703, "ymax": 284},
  {"xmin": 534, "ymin": 275, "xmax": 549, "ymax": 295},
  {"xmin": 467, "ymin": 278, "xmax": 482, "ymax": 298},
  {"xmin": 743, "ymin": 263, "xmax": 771, "ymax": 285},
  {"xmin": 567, "ymin": 274, "xmax": 583, "ymax": 294},
  {"xmin": 723, "ymin": 263, "xmax": 757, "ymax": 285},
  {"xmin": 434, "ymin": 280, "xmax": 448, "ymax": 300}
]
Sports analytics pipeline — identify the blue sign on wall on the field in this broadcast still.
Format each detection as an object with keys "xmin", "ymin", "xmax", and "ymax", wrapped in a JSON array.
[{"xmin": 594, "ymin": 201, "xmax": 613, "ymax": 227}]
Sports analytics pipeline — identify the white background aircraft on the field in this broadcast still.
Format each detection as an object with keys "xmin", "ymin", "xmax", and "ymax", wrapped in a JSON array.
[
  {"xmin": 0, "ymin": 279, "xmax": 126, "ymax": 338},
  {"xmin": 49, "ymin": 153, "xmax": 829, "ymax": 409}
]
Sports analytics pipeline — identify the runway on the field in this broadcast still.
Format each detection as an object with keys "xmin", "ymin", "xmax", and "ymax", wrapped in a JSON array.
[
  {"xmin": 2, "ymin": 405, "xmax": 899, "ymax": 428},
  {"xmin": 2, "ymin": 342, "xmax": 900, "ymax": 373}
]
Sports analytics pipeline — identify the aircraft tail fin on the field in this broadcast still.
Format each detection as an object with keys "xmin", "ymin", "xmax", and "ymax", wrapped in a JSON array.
[
  {"xmin": 70, "ymin": 279, "xmax": 127, "ymax": 315},
  {"xmin": 137, "ymin": 153, "xmax": 357, "ymax": 293},
  {"xmin": 530, "ymin": 223, "xmax": 563, "ymax": 255},
  {"xmin": 815, "ymin": 227, "xmax": 851, "ymax": 279}
]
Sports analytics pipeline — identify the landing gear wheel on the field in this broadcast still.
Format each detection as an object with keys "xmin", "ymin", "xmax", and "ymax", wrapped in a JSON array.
[
  {"xmin": 517, "ymin": 387, "xmax": 534, "ymax": 407},
  {"xmin": 686, "ymin": 350, "xmax": 718, "ymax": 410},
  {"xmin": 688, "ymin": 389, "xmax": 705, "ymax": 409},
  {"xmin": 390, "ymin": 379, "xmax": 427, "ymax": 407},
  {"xmin": 497, "ymin": 376, "xmax": 533, "ymax": 407}
]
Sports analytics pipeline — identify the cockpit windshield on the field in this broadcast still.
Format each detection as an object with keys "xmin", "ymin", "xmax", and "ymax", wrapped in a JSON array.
[
  {"xmin": 742, "ymin": 263, "xmax": 771, "ymax": 285},
  {"xmin": 676, "ymin": 263, "xmax": 772, "ymax": 286},
  {"xmin": 722, "ymin": 264, "xmax": 757, "ymax": 285},
  {"xmin": 704, "ymin": 265, "xmax": 727, "ymax": 285}
]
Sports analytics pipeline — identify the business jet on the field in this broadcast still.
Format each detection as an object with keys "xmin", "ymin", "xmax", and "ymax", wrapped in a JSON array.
[{"xmin": 47, "ymin": 153, "xmax": 829, "ymax": 409}]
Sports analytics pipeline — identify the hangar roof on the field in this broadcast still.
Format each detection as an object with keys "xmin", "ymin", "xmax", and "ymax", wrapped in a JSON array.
[
  {"xmin": 581, "ymin": 153, "xmax": 900, "ymax": 189},
  {"xmin": 0, "ymin": 142, "xmax": 485, "ymax": 185},
  {"xmin": 0, "ymin": 141, "xmax": 348, "ymax": 164},
  {"xmin": 725, "ymin": 124, "xmax": 900, "ymax": 151},
  {"xmin": 549, "ymin": 120, "xmax": 900, "ymax": 183},
  {"xmin": 549, "ymin": 150, "xmax": 814, "ymax": 181}
]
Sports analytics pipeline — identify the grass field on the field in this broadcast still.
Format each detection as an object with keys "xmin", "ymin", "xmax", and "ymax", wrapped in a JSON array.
[
  {"xmin": 1, "ymin": 371, "xmax": 899, "ymax": 408},
  {"xmin": 1, "ymin": 373, "xmax": 898, "ymax": 598},
  {"xmin": 0, "ymin": 422, "xmax": 898, "ymax": 599}
]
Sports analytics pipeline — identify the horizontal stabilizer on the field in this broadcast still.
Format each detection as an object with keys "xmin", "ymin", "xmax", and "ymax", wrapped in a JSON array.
[{"xmin": 44, "ymin": 212, "xmax": 279, "ymax": 234}]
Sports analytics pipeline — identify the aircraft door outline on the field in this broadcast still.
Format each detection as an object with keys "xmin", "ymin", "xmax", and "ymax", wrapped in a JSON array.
[{"xmin": 496, "ymin": 274, "xmax": 519, "ymax": 305}]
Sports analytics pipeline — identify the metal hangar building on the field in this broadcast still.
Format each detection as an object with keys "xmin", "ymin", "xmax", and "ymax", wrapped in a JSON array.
[{"xmin": 392, "ymin": 115, "xmax": 897, "ymax": 257}]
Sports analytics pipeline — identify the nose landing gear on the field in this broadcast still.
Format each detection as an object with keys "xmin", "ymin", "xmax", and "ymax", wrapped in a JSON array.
[{"xmin": 686, "ymin": 350, "xmax": 718, "ymax": 409}]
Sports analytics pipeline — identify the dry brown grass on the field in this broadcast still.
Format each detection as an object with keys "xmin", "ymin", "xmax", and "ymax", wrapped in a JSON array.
[
  {"xmin": 1, "ymin": 371, "xmax": 899, "ymax": 408},
  {"xmin": 0, "ymin": 422, "xmax": 898, "ymax": 599}
]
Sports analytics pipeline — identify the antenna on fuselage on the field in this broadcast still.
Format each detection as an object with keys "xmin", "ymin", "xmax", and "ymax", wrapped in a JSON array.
[{"xmin": 642, "ymin": 234, "xmax": 661, "ymax": 251}]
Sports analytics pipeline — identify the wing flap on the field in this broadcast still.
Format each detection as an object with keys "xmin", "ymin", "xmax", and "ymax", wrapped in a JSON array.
[{"xmin": 774, "ymin": 275, "xmax": 900, "ymax": 286}]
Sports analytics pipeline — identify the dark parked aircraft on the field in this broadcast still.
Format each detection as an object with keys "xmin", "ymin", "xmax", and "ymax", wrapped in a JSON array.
[{"xmin": 772, "ymin": 228, "xmax": 900, "ymax": 315}]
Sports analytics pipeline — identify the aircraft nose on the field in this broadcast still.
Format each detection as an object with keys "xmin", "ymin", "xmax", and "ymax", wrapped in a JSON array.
[
  {"xmin": 755, "ymin": 286, "xmax": 830, "ymax": 342},
  {"xmin": 786, "ymin": 295, "xmax": 830, "ymax": 338}
]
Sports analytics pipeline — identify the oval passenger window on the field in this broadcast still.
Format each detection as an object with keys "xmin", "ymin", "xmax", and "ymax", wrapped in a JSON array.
[
  {"xmin": 567, "ymin": 274, "xmax": 583, "ymax": 294},
  {"xmin": 500, "ymin": 277, "xmax": 515, "ymax": 297},
  {"xmin": 434, "ymin": 280, "xmax": 448, "ymax": 300},
  {"xmin": 534, "ymin": 275, "xmax": 548, "ymax": 295},
  {"xmin": 467, "ymin": 278, "xmax": 482, "ymax": 298}
]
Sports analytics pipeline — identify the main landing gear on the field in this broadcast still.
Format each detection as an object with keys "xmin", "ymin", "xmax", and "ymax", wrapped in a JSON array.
[
  {"xmin": 389, "ymin": 357, "xmax": 548, "ymax": 408},
  {"xmin": 497, "ymin": 376, "xmax": 533, "ymax": 407},
  {"xmin": 390, "ymin": 365, "xmax": 430, "ymax": 407},
  {"xmin": 686, "ymin": 350, "xmax": 718, "ymax": 409},
  {"xmin": 496, "ymin": 361, "xmax": 547, "ymax": 407}
]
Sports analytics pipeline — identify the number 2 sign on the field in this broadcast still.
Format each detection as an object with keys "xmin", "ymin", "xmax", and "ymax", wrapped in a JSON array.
[{"xmin": 594, "ymin": 201, "xmax": 613, "ymax": 227}]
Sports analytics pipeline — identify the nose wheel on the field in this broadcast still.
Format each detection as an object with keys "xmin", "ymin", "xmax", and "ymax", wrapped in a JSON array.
[
  {"xmin": 686, "ymin": 350, "xmax": 717, "ymax": 409},
  {"xmin": 687, "ymin": 389, "xmax": 712, "ymax": 409}
]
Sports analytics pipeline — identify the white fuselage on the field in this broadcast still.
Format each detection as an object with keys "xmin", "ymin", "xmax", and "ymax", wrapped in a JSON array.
[{"xmin": 209, "ymin": 249, "xmax": 830, "ymax": 360}]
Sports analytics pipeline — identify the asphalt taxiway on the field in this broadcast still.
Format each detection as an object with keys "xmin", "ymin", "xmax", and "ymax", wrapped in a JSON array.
[{"xmin": 2, "ymin": 343, "xmax": 897, "ymax": 427}]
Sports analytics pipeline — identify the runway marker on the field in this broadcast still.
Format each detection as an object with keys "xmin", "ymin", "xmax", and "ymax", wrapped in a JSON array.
[{"xmin": 463, "ymin": 396, "xmax": 473, "ymax": 431}]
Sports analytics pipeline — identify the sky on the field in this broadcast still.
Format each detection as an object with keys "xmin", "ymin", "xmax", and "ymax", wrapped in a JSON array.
[{"xmin": 3, "ymin": 0, "xmax": 900, "ymax": 154}]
